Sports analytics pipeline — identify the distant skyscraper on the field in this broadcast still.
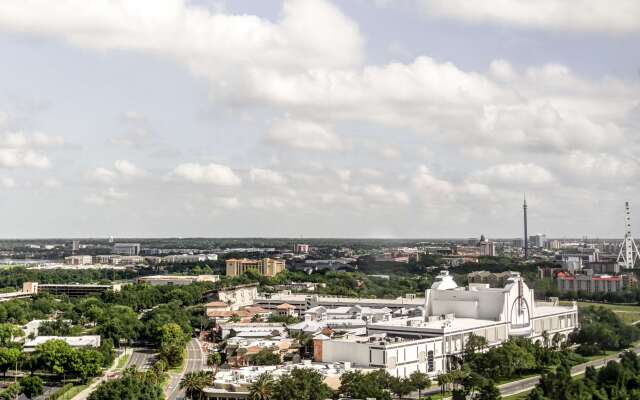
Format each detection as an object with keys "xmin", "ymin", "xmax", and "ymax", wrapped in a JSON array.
[
  {"xmin": 523, "ymin": 196, "xmax": 528, "ymax": 259},
  {"xmin": 71, "ymin": 240, "xmax": 80, "ymax": 253}
]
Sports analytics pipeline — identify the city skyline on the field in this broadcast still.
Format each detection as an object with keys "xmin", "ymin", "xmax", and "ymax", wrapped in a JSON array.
[{"xmin": 0, "ymin": 0, "xmax": 639, "ymax": 238}]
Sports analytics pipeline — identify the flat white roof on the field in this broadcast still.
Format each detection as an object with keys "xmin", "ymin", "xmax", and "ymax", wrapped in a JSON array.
[
  {"xmin": 371, "ymin": 317, "xmax": 501, "ymax": 333},
  {"xmin": 24, "ymin": 335, "xmax": 101, "ymax": 350}
]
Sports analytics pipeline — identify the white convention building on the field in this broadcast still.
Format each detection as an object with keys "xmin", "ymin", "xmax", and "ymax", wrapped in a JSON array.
[{"xmin": 315, "ymin": 271, "xmax": 578, "ymax": 378}]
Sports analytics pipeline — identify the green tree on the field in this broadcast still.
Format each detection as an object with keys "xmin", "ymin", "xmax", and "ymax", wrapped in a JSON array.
[
  {"xmin": 390, "ymin": 377, "xmax": 414, "ymax": 398},
  {"xmin": 253, "ymin": 348, "xmax": 280, "ymax": 366},
  {"xmin": 409, "ymin": 370, "xmax": 431, "ymax": 398},
  {"xmin": 19, "ymin": 375, "xmax": 44, "ymax": 399},
  {"xmin": 271, "ymin": 368, "xmax": 332, "ymax": 400},
  {"xmin": 159, "ymin": 323, "xmax": 189, "ymax": 367},
  {"xmin": 0, "ymin": 347, "xmax": 21, "ymax": 377},
  {"xmin": 339, "ymin": 370, "xmax": 391, "ymax": 400},
  {"xmin": 89, "ymin": 368, "xmax": 163, "ymax": 400},
  {"xmin": 179, "ymin": 371, "xmax": 210, "ymax": 400},
  {"xmin": 249, "ymin": 373, "xmax": 275, "ymax": 400},
  {"xmin": 477, "ymin": 380, "xmax": 501, "ymax": 400},
  {"xmin": 34, "ymin": 339, "xmax": 74, "ymax": 376},
  {"xmin": 0, "ymin": 383, "xmax": 21, "ymax": 400},
  {"xmin": 0, "ymin": 324, "xmax": 22, "ymax": 346},
  {"xmin": 338, "ymin": 370, "xmax": 391, "ymax": 400}
]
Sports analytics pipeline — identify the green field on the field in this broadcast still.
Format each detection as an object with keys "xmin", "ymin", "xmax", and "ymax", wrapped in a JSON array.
[{"xmin": 560, "ymin": 301, "xmax": 640, "ymax": 324}]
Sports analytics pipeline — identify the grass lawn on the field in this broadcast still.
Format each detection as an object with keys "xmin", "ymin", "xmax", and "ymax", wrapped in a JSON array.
[
  {"xmin": 583, "ymin": 350, "xmax": 619, "ymax": 362},
  {"xmin": 427, "ymin": 390, "xmax": 452, "ymax": 399},
  {"xmin": 54, "ymin": 383, "xmax": 90, "ymax": 400},
  {"xmin": 116, "ymin": 351, "xmax": 131, "ymax": 369},
  {"xmin": 560, "ymin": 301, "xmax": 640, "ymax": 324},
  {"xmin": 560, "ymin": 301, "xmax": 640, "ymax": 312}
]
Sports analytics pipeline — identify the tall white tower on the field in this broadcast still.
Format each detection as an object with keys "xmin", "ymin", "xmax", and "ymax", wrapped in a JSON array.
[{"xmin": 617, "ymin": 201, "xmax": 640, "ymax": 268}]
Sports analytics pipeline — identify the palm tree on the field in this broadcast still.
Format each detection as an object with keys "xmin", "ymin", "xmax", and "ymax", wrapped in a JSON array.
[
  {"xmin": 207, "ymin": 352, "xmax": 222, "ymax": 380},
  {"xmin": 249, "ymin": 372, "xmax": 274, "ymax": 400},
  {"xmin": 180, "ymin": 371, "xmax": 210, "ymax": 400}
]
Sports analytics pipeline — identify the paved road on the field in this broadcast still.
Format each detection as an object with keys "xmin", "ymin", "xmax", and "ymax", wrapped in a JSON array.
[
  {"xmin": 72, "ymin": 349, "xmax": 132, "ymax": 400},
  {"xmin": 164, "ymin": 339, "xmax": 207, "ymax": 400},
  {"xmin": 500, "ymin": 348, "xmax": 638, "ymax": 397},
  {"xmin": 126, "ymin": 348, "xmax": 157, "ymax": 371},
  {"xmin": 416, "ymin": 347, "xmax": 640, "ymax": 399}
]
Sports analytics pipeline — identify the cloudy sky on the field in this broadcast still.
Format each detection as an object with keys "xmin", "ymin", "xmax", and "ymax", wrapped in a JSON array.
[{"xmin": 0, "ymin": 0, "xmax": 639, "ymax": 238}]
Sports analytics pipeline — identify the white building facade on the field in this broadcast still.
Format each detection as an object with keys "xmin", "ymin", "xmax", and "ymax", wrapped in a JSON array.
[{"xmin": 315, "ymin": 271, "xmax": 578, "ymax": 379}]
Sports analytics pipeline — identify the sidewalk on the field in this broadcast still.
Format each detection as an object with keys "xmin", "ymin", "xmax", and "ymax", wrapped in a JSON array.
[{"xmin": 71, "ymin": 348, "xmax": 133, "ymax": 400}]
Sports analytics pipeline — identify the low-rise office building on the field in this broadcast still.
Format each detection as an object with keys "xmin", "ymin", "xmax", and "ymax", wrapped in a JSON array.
[
  {"xmin": 137, "ymin": 274, "xmax": 220, "ymax": 286},
  {"xmin": 467, "ymin": 270, "xmax": 513, "ymax": 287},
  {"xmin": 163, "ymin": 254, "xmax": 218, "ymax": 264},
  {"xmin": 555, "ymin": 271, "xmax": 636, "ymax": 294},
  {"xmin": 225, "ymin": 258, "xmax": 285, "ymax": 277},
  {"xmin": 315, "ymin": 334, "xmax": 444, "ymax": 378},
  {"xmin": 254, "ymin": 293, "xmax": 423, "ymax": 316},
  {"xmin": 65, "ymin": 255, "xmax": 93, "ymax": 265},
  {"xmin": 113, "ymin": 243, "xmax": 141, "ymax": 256}
]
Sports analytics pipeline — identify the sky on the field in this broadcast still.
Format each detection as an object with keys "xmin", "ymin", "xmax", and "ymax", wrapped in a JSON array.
[{"xmin": 0, "ymin": 0, "xmax": 639, "ymax": 239}]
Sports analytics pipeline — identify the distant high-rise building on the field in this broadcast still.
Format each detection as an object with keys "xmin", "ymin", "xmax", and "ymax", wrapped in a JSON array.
[
  {"xmin": 545, "ymin": 240, "xmax": 561, "ymax": 250},
  {"xmin": 294, "ymin": 244, "xmax": 310, "ymax": 254},
  {"xmin": 71, "ymin": 240, "xmax": 80, "ymax": 253},
  {"xmin": 113, "ymin": 243, "xmax": 141, "ymax": 256},
  {"xmin": 479, "ymin": 235, "xmax": 496, "ymax": 257},
  {"xmin": 529, "ymin": 234, "xmax": 546, "ymax": 248}
]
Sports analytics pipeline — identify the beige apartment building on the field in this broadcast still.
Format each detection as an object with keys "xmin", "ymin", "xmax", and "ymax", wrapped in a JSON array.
[{"xmin": 225, "ymin": 258, "xmax": 286, "ymax": 277}]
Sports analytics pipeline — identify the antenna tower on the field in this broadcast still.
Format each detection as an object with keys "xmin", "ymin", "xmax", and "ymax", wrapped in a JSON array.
[{"xmin": 617, "ymin": 201, "xmax": 640, "ymax": 268}]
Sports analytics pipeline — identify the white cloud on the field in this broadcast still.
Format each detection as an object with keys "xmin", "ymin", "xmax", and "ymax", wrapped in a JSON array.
[
  {"xmin": 380, "ymin": 147, "xmax": 401, "ymax": 160},
  {"xmin": 104, "ymin": 187, "xmax": 128, "ymax": 200},
  {"xmin": 473, "ymin": 163, "xmax": 554, "ymax": 186},
  {"xmin": 172, "ymin": 163, "xmax": 241, "ymax": 186},
  {"xmin": 249, "ymin": 168, "xmax": 287, "ymax": 185},
  {"xmin": 0, "ymin": 148, "xmax": 50, "ymax": 169},
  {"xmin": 0, "ymin": 0, "xmax": 364, "ymax": 86},
  {"xmin": 213, "ymin": 196, "xmax": 240, "ymax": 209},
  {"xmin": 359, "ymin": 168, "xmax": 382, "ymax": 178},
  {"xmin": 0, "ymin": 132, "xmax": 62, "ymax": 169},
  {"xmin": 250, "ymin": 197, "xmax": 287, "ymax": 209},
  {"xmin": 413, "ymin": 165, "xmax": 454, "ymax": 194},
  {"xmin": 0, "ymin": 177, "xmax": 15, "ymax": 188},
  {"xmin": 361, "ymin": 184, "xmax": 410, "ymax": 205},
  {"xmin": 86, "ymin": 167, "xmax": 116, "ymax": 184},
  {"xmin": 112, "ymin": 112, "xmax": 154, "ymax": 147},
  {"xmin": 114, "ymin": 160, "xmax": 145, "ymax": 177},
  {"xmin": 82, "ymin": 194, "xmax": 106, "ymax": 206},
  {"xmin": 42, "ymin": 178, "xmax": 61, "ymax": 188},
  {"xmin": 335, "ymin": 169, "xmax": 351, "ymax": 181},
  {"xmin": 82, "ymin": 187, "xmax": 128, "ymax": 205},
  {"xmin": 418, "ymin": 0, "xmax": 640, "ymax": 34},
  {"xmin": 0, "ymin": 132, "xmax": 63, "ymax": 148},
  {"xmin": 267, "ymin": 118, "xmax": 345, "ymax": 151},
  {"xmin": 558, "ymin": 151, "xmax": 639, "ymax": 182}
]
